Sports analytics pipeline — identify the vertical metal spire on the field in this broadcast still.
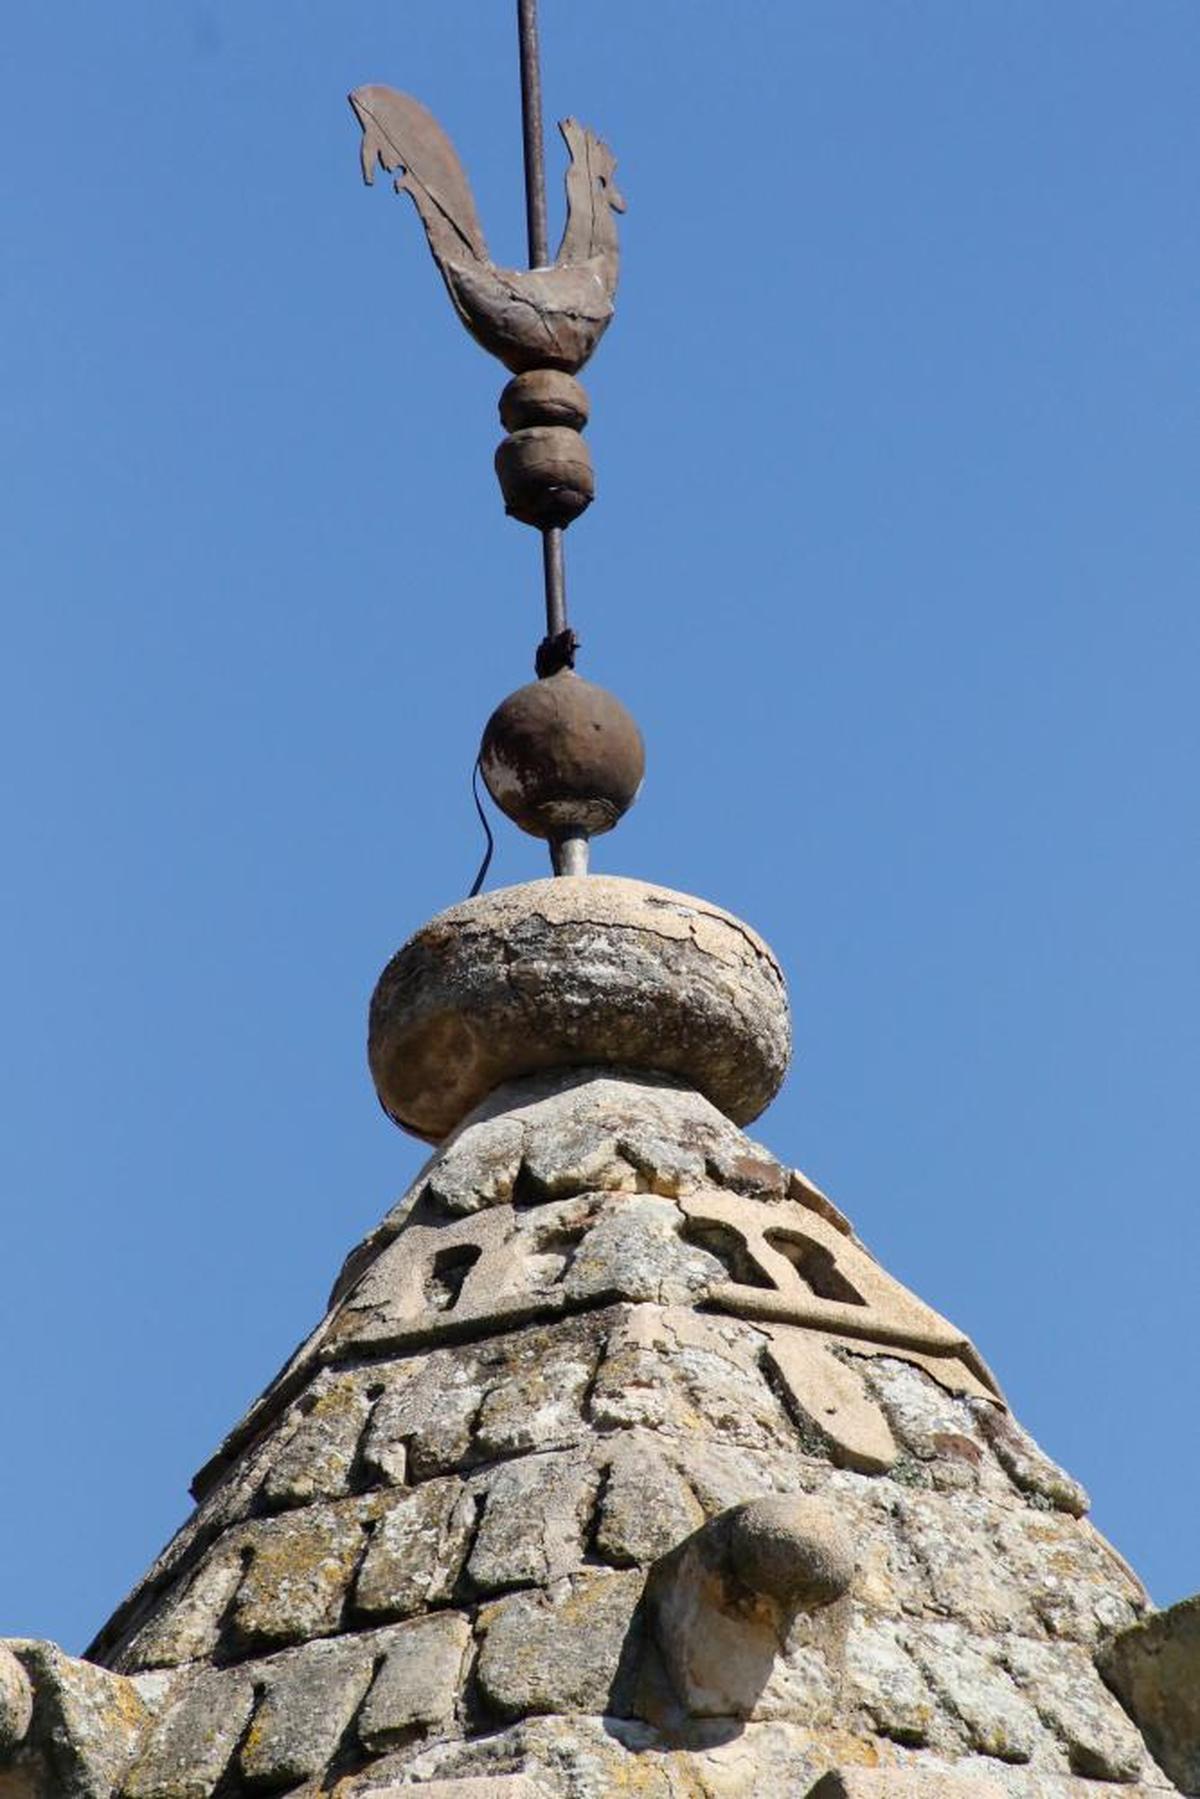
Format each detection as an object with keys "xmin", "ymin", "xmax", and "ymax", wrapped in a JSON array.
[
  {"xmin": 516, "ymin": 0, "xmax": 574, "ymax": 685},
  {"xmin": 516, "ymin": 0, "xmax": 550, "ymax": 268}
]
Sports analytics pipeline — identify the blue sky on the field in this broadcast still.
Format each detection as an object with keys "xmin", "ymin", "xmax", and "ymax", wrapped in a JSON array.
[{"xmin": 1, "ymin": 3, "xmax": 1197, "ymax": 1652}]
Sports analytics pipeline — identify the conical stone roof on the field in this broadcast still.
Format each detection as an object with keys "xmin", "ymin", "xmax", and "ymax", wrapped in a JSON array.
[{"xmin": 1, "ymin": 879, "xmax": 1194, "ymax": 1798}]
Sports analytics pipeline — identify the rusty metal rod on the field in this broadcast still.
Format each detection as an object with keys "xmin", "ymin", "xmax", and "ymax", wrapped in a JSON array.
[
  {"xmin": 518, "ymin": 5, "xmax": 574, "ymax": 650},
  {"xmin": 517, "ymin": 0, "xmax": 585, "ymax": 874},
  {"xmin": 542, "ymin": 526, "xmax": 567, "ymax": 639},
  {"xmin": 516, "ymin": 0, "xmax": 550, "ymax": 267}
]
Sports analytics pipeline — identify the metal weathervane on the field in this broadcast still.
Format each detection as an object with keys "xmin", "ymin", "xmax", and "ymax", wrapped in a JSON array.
[{"xmin": 350, "ymin": 0, "xmax": 644, "ymax": 881}]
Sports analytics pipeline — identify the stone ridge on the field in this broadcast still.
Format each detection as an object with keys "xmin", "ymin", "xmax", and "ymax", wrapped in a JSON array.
[{"xmin": 1, "ymin": 1072, "xmax": 1179, "ymax": 1797}]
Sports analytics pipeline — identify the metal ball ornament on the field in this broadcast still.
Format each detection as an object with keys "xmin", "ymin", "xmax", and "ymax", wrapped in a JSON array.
[{"xmin": 479, "ymin": 670, "xmax": 644, "ymax": 843}]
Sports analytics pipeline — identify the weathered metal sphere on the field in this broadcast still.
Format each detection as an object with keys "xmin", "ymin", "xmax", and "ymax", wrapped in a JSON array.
[
  {"xmin": 479, "ymin": 670, "xmax": 644, "ymax": 840},
  {"xmin": 494, "ymin": 426, "xmax": 594, "ymax": 528}
]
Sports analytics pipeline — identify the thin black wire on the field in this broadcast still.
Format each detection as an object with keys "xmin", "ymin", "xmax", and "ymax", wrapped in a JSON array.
[{"xmin": 468, "ymin": 756, "xmax": 496, "ymax": 897}]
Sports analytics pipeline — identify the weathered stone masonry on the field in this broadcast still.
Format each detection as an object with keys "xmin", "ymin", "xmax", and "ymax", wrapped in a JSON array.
[{"xmin": 2, "ymin": 879, "xmax": 1195, "ymax": 1798}]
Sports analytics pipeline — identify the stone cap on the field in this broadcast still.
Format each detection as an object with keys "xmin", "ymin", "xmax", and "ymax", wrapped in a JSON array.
[{"xmin": 368, "ymin": 876, "xmax": 791, "ymax": 1142}]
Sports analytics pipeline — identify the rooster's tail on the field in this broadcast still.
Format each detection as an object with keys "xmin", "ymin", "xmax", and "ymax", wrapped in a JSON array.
[{"xmin": 350, "ymin": 86, "xmax": 488, "ymax": 267}]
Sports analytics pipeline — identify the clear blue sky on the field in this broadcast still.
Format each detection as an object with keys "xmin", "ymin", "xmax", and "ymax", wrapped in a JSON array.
[{"xmin": 1, "ymin": 3, "xmax": 1196, "ymax": 1653}]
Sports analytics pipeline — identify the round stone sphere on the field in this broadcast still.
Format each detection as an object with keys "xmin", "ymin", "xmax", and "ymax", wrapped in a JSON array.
[
  {"xmin": 479, "ymin": 671, "xmax": 644, "ymax": 840},
  {"xmin": 368, "ymin": 876, "xmax": 791, "ymax": 1142}
]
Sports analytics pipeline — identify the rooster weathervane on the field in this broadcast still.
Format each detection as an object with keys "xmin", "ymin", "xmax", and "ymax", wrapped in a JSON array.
[{"xmin": 351, "ymin": 1, "xmax": 644, "ymax": 882}]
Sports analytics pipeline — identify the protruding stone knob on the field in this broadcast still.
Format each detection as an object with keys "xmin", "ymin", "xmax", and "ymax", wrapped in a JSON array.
[
  {"xmin": 479, "ymin": 670, "xmax": 644, "ymax": 841},
  {"xmin": 724, "ymin": 1495, "xmax": 854, "ymax": 1610},
  {"xmin": 0, "ymin": 1644, "xmax": 33, "ymax": 1752},
  {"xmin": 368, "ymin": 876, "xmax": 791, "ymax": 1141}
]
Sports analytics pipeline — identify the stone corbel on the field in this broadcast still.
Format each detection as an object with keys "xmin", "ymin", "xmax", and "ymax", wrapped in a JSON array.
[{"xmin": 643, "ymin": 1495, "xmax": 855, "ymax": 1721}]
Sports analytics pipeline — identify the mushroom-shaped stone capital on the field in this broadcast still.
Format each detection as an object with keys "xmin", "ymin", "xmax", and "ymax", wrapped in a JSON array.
[{"xmin": 369, "ymin": 876, "xmax": 791, "ymax": 1142}]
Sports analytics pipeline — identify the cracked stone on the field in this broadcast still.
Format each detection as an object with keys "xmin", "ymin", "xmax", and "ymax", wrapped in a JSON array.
[
  {"xmin": 467, "ymin": 1452, "xmax": 598, "ymax": 1593},
  {"xmin": 358, "ymin": 1613, "xmax": 472, "ymax": 1750},
  {"xmin": 355, "ymin": 1478, "xmax": 474, "ymax": 1621}
]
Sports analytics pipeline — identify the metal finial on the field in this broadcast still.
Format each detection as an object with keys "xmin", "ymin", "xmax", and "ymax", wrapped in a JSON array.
[{"xmin": 350, "ymin": 8, "xmax": 638, "ymax": 882}]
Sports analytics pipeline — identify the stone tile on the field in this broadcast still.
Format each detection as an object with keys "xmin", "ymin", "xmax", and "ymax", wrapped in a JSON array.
[
  {"xmin": 617, "ymin": 1130, "xmax": 707, "ymax": 1197},
  {"xmin": 355, "ymin": 1478, "xmax": 474, "ymax": 1622},
  {"xmin": 467, "ymin": 1452, "xmax": 597, "ymax": 1593},
  {"xmin": 859, "ymin": 1359, "xmax": 1006, "ymax": 1498},
  {"xmin": 896, "ymin": 1493, "xmax": 1039, "ymax": 1635},
  {"xmin": 560, "ymin": 1194, "xmax": 724, "ymax": 1307},
  {"xmin": 704, "ymin": 1137, "xmax": 788, "ymax": 1199},
  {"xmin": 972, "ymin": 1405, "xmax": 1090, "ymax": 1518},
  {"xmin": 909, "ymin": 1624, "xmax": 1040, "ymax": 1763},
  {"xmin": 475, "ymin": 1569, "xmax": 643, "ymax": 1721},
  {"xmin": 992, "ymin": 1509, "xmax": 1142, "ymax": 1647},
  {"xmin": 0, "ymin": 1645, "xmax": 32, "ymax": 1753},
  {"xmin": 230, "ymin": 1502, "xmax": 367, "ymax": 1651},
  {"xmin": 361, "ymin": 1352, "xmax": 484, "ymax": 1485},
  {"xmin": 124, "ymin": 1667, "xmax": 254, "ymax": 1799},
  {"xmin": 358, "ymin": 1613, "xmax": 472, "ymax": 1750},
  {"xmin": 810, "ymin": 1771, "xmax": 1006, "ymax": 1798},
  {"xmin": 589, "ymin": 1307, "xmax": 803, "ymax": 1457},
  {"xmin": 470, "ymin": 1323, "xmax": 600, "ymax": 1460},
  {"xmin": 593, "ymin": 1432, "xmax": 705, "ymax": 1567},
  {"xmin": 117, "ymin": 1533, "xmax": 248, "ymax": 1671},
  {"xmin": 426, "ymin": 1114, "xmax": 526, "ymax": 1215},
  {"xmin": 1003, "ymin": 1636, "xmax": 1149, "ymax": 1784},
  {"xmin": 1099, "ymin": 1594, "xmax": 1200, "ymax": 1796},
  {"xmin": 845, "ymin": 1616, "xmax": 938, "ymax": 1748},
  {"xmin": 519, "ymin": 1123, "xmax": 638, "ymax": 1199},
  {"xmin": 260, "ymin": 1373, "xmax": 375, "ymax": 1510},
  {"xmin": 239, "ymin": 1636, "xmax": 375, "ymax": 1788}
]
